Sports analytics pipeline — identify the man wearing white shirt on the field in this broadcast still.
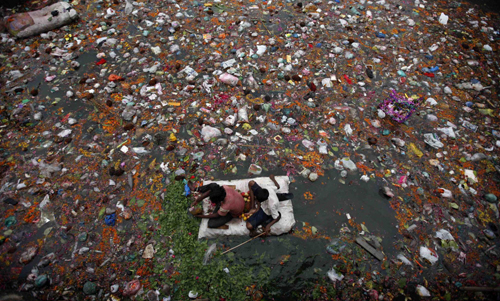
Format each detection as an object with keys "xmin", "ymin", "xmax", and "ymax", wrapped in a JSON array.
[{"xmin": 246, "ymin": 175, "xmax": 282, "ymax": 236}]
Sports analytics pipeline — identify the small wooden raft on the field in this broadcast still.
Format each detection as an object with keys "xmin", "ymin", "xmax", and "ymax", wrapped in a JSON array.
[{"xmin": 355, "ymin": 237, "xmax": 384, "ymax": 261}]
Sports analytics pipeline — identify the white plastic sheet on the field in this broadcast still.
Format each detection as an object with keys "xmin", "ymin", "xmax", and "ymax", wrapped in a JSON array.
[{"xmin": 198, "ymin": 176, "xmax": 295, "ymax": 239}]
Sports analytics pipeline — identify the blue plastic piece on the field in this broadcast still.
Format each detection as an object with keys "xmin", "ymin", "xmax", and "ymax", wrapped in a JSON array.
[
  {"xmin": 105, "ymin": 213, "xmax": 116, "ymax": 226},
  {"xmin": 184, "ymin": 183, "xmax": 191, "ymax": 196}
]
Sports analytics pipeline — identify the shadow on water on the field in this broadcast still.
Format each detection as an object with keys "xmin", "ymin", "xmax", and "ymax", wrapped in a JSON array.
[{"xmin": 209, "ymin": 167, "xmax": 401, "ymax": 298}]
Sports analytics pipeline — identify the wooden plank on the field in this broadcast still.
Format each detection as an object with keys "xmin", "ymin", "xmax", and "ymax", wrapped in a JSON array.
[
  {"xmin": 355, "ymin": 237, "xmax": 384, "ymax": 261},
  {"xmin": 462, "ymin": 287, "xmax": 500, "ymax": 292}
]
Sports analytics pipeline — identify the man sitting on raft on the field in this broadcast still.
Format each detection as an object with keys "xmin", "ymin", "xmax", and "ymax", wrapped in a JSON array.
[
  {"xmin": 244, "ymin": 175, "xmax": 282, "ymax": 237},
  {"xmin": 190, "ymin": 183, "xmax": 245, "ymax": 229}
]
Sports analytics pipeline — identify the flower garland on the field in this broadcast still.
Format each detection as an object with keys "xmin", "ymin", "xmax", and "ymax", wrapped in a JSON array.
[{"xmin": 378, "ymin": 90, "xmax": 423, "ymax": 123}]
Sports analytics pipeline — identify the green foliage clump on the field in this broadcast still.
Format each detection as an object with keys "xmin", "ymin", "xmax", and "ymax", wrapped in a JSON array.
[{"xmin": 155, "ymin": 180, "xmax": 269, "ymax": 300}]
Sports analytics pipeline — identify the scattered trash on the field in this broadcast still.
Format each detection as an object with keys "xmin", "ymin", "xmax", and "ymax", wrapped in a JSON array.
[
  {"xmin": 0, "ymin": 0, "xmax": 499, "ymax": 299},
  {"xmin": 327, "ymin": 267, "xmax": 344, "ymax": 282},
  {"xmin": 326, "ymin": 239, "xmax": 346, "ymax": 255},
  {"xmin": 420, "ymin": 246, "xmax": 439, "ymax": 265},
  {"xmin": 416, "ymin": 285, "xmax": 431, "ymax": 297}
]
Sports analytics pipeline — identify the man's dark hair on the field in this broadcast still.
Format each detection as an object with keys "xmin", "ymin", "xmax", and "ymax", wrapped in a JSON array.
[
  {"xmin": 197, "ymin": 183, "xmax": 226, "ymax": 204},
  {"xmin": 208, "ymin": 184, "xmax": 226, "ymax": 205},
  {"xmin": 255, "ymin": 188, "xmax": 269, "ymax": 202}
]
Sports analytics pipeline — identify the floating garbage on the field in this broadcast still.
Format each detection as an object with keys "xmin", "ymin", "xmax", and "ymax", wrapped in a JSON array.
[
  {"xmin": 327, "ymin": 267, "xmax": 344, "ymax": 282},
  {"xmin": 420, "ymin": 246, "xmax": 439, "ymax": 265},
  {"xmin": 4, "ymin": 2, "xmax": 79, "ymax": 38},
  {"xmin": 0, "ymin": 0, "xmax": 499, "ymax": 299},
  {"xmin": 378, "ymin": 90, "xmax": 423, "ymax": 123}
]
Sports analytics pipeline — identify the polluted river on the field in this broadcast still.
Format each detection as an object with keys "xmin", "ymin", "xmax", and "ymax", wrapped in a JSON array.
[{"xmin": 0, "ymin": 0, "xmax": 500, "ymax": 300}]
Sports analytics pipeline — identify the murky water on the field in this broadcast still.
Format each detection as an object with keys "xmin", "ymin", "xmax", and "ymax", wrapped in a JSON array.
[
  {"xmin": 4, "ymin": 0, "xmax": 499, "ymax": 298},
  {"xmin": 19, "ymin": 45, "xmax": 402, "ymax": 297},
  {"xmin": 210, "ymin": 167, "xmax": 401, "ymax": 298}
]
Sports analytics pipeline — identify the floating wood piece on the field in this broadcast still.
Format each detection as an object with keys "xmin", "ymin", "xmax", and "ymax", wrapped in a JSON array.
[
  {"xmin": 461, "ymin": 286, "xmax": 500, "ymax": 292},
  {"xmin": 355, "ymin": 237, "xmax": 384, "ymax": 261}
]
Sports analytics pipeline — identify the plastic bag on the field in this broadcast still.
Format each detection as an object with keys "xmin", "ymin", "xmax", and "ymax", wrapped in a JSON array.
[
  {"xmin": 344, "ymin": 124, "xmax": 353, "ymax": 136},
  {"xmin": 317, "ymin": 139, "xmax": 328, "ymax": 154},
  {"xmin": 437, "ymin": 188, "xmax": 452, "ymax": 198},
  {"xmin": 256, "ymin": 45, "xmax": 267, "ymax": 55},
  {"xmin": 360, "ymin": 175, "xmax": 370, "ymax": 182},
  {"xmin": 219, "ymin": 73, "xmax": 239, "ymax": 86},
  {"xmin": 397, "ymin": 254, "xmax": 413, "ymax": 266},
  {"xmin": 464, "ymin": 169, "xmax": 478, "ymax": 184},
  {"xmin": 244, "ymin": 75, "xmax": 259, "ymax": 89},
  {"xmin": 426, "ymin": 98, "xmax": 437, "ymax": 106},
  {"xmin": 416, "ymin": 285, "xmax": 431, "ymax": 297},
  {"xmin": 132, "ymin": 147, "xmax": 149, "ymax": 154},
  {"xmin": 435, "ymin": 229, "xmax": 454, "ymax": 241},
  {"xmin": 237, "ymin": 106, "xmax": 249, "ymax": 123},
  {"xmin": 38, "ymin": 162, "xmax": 61, "ymax": 178},
  {"xmin": 334, "ymin": 159, "xmax": 344, "ymax": 170},
  {"xmin": 419, "ymin": 246, "xmax": 438, "ymax": 265},
  {"xmin": 124, "ymin": 0, "xmax": 134, "ymax": 15},
  {"xmin": 438, "ymin": 13, "xmax": 449, "ymax": 25},
  {"xmin": 341, "ymin": 158, "xmax": 357, "ymax": 172},
  {"xmin": 201, "ymin": 125, "xmax": 221, "ymax": 142},
  {"xmin": 302, "ymin": 139, "xmax": 315, "ymax": 150},
  {"xmin": 437, "ymin": 127, "xmax": 456, "ymax": 138},
  {"xmin": 203, "ymin": 243, "xmax": 217, "ymax": 265},
  {"xmin": 224, "ymin": 114, "xmax": 237, "ymax": 126},
  {"xmin": 424, "ymin": 133, "xmax": 444, "ymax": 149},
  {"xmin": 105, "ymin": 214, "xmax": 116, "ymax": 226},
  {"xmin": 326, "ymin": 239, "xmax": 346, "ymax": 255},
  {"xmin": 327, "ymin": 267, "xmax": 344, "ymax": 282}
]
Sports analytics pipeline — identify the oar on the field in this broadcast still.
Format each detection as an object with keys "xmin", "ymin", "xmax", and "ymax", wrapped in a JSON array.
[{"xmin": 221, "ymin": 232, "xmax": 266, "ymax": 255}]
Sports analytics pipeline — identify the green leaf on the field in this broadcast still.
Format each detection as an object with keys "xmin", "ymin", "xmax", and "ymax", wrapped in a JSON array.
[
  {"xmin": 445, "ymin": 292, "xmax": 451, "ymax": 301},
  {"xmin": 98, "ymin": 207, "xmax": 106, "ymax": 217},
  {"xmin": 398, "ymin": 278, "xmax": 407, "ymax": 288}
]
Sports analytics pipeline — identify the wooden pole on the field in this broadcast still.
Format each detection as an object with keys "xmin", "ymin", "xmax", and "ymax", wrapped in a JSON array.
[
  {"xmin": 461, "ymin": 286, "xmax": 500, "ymax": 292},
  {"xmin": 221, "ymin": 232, "xmax": 266, "ymax": 255}
]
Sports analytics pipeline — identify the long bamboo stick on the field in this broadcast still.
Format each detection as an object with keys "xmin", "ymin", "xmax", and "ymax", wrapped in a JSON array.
[{"xmin": 221, "ymin": 232, "xmax": 266, "ymax": 255}]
